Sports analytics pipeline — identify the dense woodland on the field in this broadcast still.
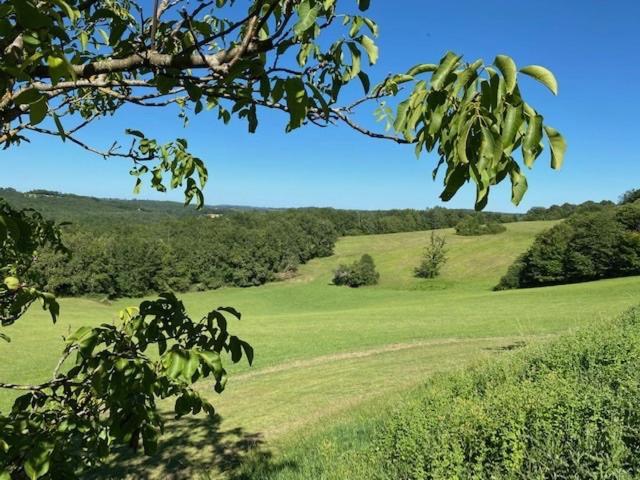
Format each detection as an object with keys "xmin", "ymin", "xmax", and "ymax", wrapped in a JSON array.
[
  {"xmin": 497, "ymin": 199, "xmax": 640, "ymax": 290},
  {"xmin": 0, "ymin": 188, "xmax": 619, "ymax": 298}
]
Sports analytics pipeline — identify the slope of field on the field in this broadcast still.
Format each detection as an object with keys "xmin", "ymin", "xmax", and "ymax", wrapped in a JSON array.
[
  {"xmin": 2, "ymin": 221, "xmax": 640, "ymax": 478},
  {"xmin": 0, "ymin": 187, "xmax": 259, "ymax": 223}
]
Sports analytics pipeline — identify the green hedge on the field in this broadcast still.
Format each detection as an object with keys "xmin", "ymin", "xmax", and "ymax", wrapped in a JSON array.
[{"xmin": 373, "ymin": 306, "xmax": 640, "ymax": 479}]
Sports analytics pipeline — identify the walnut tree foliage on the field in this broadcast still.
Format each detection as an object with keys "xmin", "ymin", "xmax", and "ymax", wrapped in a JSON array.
[{"xmin": 0, "ymin": 0, "xmax": 565, "ymax": 477}]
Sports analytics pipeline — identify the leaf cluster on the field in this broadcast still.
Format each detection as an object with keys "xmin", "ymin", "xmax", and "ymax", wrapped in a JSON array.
[{"xmin": 0, "ymin": 293, "xmax": 252, "ymax": 479}]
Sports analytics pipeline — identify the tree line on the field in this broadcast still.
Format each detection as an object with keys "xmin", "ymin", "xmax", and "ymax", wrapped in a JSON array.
[
  {"xmin": 28, "ymin": 211, "xmax": 338, "ymax": 298},
  {"xmin": 6, "ymin": 187, "xmax": 621, "ymax": 299}
]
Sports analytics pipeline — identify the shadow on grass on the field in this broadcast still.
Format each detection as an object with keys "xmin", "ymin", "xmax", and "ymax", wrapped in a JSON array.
[
  {"xmin": 484, "ymin": 340, "xmax": 527, "ymax": 352},
  {"xmin": 88, "ymin": 413, "xmax": 298, "ymax": 479}
]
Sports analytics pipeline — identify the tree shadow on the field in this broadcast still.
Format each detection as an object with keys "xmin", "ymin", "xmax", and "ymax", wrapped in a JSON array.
[
  {"xmin": 88, "ymin": 413, "xmax": 298, "ymax": 479},
  {"xmin": 484, "ymin": 340, "xmax": 527, "ymax": 352}
]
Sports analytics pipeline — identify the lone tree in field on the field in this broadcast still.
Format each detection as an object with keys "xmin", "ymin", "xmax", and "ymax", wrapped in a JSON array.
[
  {"xmin": 415, "ymin": 231, "xmax": 447, "ymax": 279},
  {"xmin": 0, "ymin": 0, "xmax": 566, "ymax": 477}
]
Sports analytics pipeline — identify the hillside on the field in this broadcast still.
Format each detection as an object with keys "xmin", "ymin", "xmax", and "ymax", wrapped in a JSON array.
[
  {"xmin": 0, "ymin": 187, "xmax": 264, "ymax": 223},
  {"xmin": 3, "ymin": 221, "xmax": 640, "ymax": 478}
]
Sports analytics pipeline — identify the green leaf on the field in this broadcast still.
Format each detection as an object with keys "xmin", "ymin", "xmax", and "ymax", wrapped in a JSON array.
[
  {"xmin": 284, "ymin": 77, "xmax": 308, "ymax": 130},
  {"xmin": 125, "ymin": 129, "xmax": 145, "ymax": 138},
  {"xmin": 520, "ymin": 65, "xmax": 558, "ymax": 95},
  {"xmin": 294, "ymin": 2, "xmax": 320, "ymax": 36},
  {"xmin": 14, "ymin": 88, "xmax": 42, "ymax": 105},
  {"xmin": 456, "ymin": 119, "xmax": 474, "ymax": 164},
  {"xmin": 48, "ymin": 55, "xmax": 68, "ymax": 85},
  {"xmin": 29, "ymin": 97, "xmax": 48, "ymax": 126},
  {"xmin": 357, "ymin": 71, "xmax": 370, "ymax": 94},
  {"xmin": 509, "ymin": 163, "xmax": 528, "ymax": 206},
  {"xmin": 359, "ymin": 35, "xmax": 378, "ymax": 65},
  {"xmin": 51, "ymin": 0, "xmax": 78, "ymax": 22},
  {"xmin": 494, "ymin": 55, "xmax": 517, "ymax": 94},
  {"xmin": 544, "ymin": 126, "xmax": 566, "ymax": 169},
  {"xmin": 357, "ymin": 0, "xmax": 370, "ymax": 11},
  {"xmin": 407, "ymin": 64, "xmax": 438, "ymax": 76},
  {"xmin": 165, "ymin": 350, "xmax": 187, "ymax": 380},
  {"xmin": 523, "ymin": 115, "xmax": 543, "ymax": 168},
  {"xmin": 53, "ymin": 113, "xmax": 66, "ymax": 141},
  {"xmin": 3, "ymin": 276, "xmax": 20, "ymax": 290},
  {"xmin": 501, "ymin": 103, "xmax": 524, "ymax": 153},
  {"xmin": 79, "ymin": 31, "xmax": 89, "ymax": 51},
  {"xmin": 431, "ymin": 52, "xmax": 462, "ymax": 91},
  {"xmin": 24, "ymin": 442, "xmax": 53, "ymax": 480},
  {"xmin": 183, "ymin": 351, "xmax": 200, "ymax": 381}
]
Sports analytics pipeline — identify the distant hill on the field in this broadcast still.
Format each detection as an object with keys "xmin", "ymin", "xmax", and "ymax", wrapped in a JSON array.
[{"xmin": 0, "ymin": 187, "xmax": 270, "ymax": 223}]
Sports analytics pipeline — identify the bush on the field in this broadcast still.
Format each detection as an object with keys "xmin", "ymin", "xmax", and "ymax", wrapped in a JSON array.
[
  {"xmin": 373, "ymin": 306, "xmax": 640, "ymax": 479},
  {"xmin": 455, "ymin": 216, "xmax": 506, "ymax": 236},
  {"xmin": 414, "ymin": 232, "xmax": 447, "ymax": 278},
  {"xmin": 332, "ymin": 254, "xmax": 380, "ymax": 287},
  {"xmin": 496, "ymin": 202, "xmax": 640, "ymax": 289}
]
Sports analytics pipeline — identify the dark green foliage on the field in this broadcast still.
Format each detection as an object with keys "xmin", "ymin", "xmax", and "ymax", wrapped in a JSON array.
[
  {"xmin": 27, "ymin": 211, "xmax": 338, "ymax": 298},
  {"xmin": 496, "ymin": 202, "xmax": 640, "ymax": 290},
  {"xmin": 620, "ymin": 188, "xmax": 640, "ymax": 205},
  {"xmin": 414, "ymin": 232, "xmax": 447, "ymax": 278},
  {"xmin": 0, "ymin": 294, "xmax": 251, "ymax": 479},
  {"xmin": 0, "ymin": 199, "xmax": 66, "ymax": 329},
  {"xmin": 455, "ymin": 216, "xmax": 506, "ymax": 236},
  {"xmin": 309, "ymin": 206, "xmax": 518, "ymax": 237},
  {"xmin": 333, "ymin": 254, "xmax": 380, "ymax": 287},
  {"xmin": 522, "ymin": 200, "xmax": 614, "ymax": 221},
  {"xmin": 373, "ymin": 306, "xmax": 640, "ymax": 478}
]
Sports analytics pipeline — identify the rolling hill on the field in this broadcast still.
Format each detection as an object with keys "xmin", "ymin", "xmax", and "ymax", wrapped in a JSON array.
[{"xmin": 2, "ymin": 221, "xmax": 639, "ymax": 478}]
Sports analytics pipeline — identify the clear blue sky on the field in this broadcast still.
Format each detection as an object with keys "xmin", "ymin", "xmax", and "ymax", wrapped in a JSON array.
[{"xmin": 4, "ymin": 0, "xmax": 639, "ymax": 211}]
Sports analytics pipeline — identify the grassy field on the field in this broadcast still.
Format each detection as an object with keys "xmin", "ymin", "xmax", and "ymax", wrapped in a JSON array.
[{"xmin": 2, "ymin": 220, "xmax": 640, "ymax": 478}]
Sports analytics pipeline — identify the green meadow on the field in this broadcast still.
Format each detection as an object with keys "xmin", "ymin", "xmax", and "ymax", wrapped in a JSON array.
[{"xmin": 3, "ymin": 220, "xmax": 640, "ymax": 478}]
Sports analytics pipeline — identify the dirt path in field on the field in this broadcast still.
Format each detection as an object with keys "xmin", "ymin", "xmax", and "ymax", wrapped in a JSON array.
[{"xmin": 231, "ymin": 335, "xmax": 535, "ymax": 383}]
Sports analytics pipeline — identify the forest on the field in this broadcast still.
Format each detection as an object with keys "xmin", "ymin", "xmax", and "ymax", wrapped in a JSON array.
[{"xmin": 2, "ymin": 188, "xmax": 610, "ymax": 298}]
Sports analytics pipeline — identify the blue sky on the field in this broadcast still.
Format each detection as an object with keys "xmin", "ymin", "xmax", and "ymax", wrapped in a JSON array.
[{"xmin": 4, "ymin": 0, "xmax": 639, "ymax": 211}]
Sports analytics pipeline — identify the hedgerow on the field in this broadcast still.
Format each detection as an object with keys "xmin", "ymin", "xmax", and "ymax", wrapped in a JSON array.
[{"xmin": 373, "ymin": 306, "xmax": 640, "ymax": 479}]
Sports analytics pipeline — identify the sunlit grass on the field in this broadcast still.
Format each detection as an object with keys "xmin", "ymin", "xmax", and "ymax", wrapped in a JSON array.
[{"xmin": 2, "ymin": 220, "xmax": 639, "ymax": 478}]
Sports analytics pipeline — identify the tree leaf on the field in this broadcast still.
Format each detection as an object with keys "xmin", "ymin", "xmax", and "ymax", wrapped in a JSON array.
[
  {"xmin": 520, "ymin": 65, "xmax": 558, "ymax": 95},
  {"xmin": 294, "ymin": 2, "xmax": 320, "ymax": 36},
  {"xmin": 358, "ymin": 35, "xmax": 378, "ymax": 65},
  {"xmin": 494, "ymin": 55, "xmax": 517, "ymax": 94},
  {"xmin": 456, "ymin": 119, "xmax": 474, "ymax": 164},
  {"xmin": 357, "ymin": 0, "xmax": 370, "ymax": 11},
  {"xmin": 431, "ymin": 52, "xmax": 462, "ymax": 91},
  {"xmin": 509, "ymin": 163, "xmax": 528, "ymax": 206},
  {"xmin": 544, "ymin": 126, "xmax": 566, "ymax": 169},
  {"xmin": 501, "ymin": 103, "xmax": 524, "ymax": 153},
  {"xmin": 24, "ymin": 442, "xmax": 53, "ymax": 480},
  {"xmin": 523, "ymin": 115, "xmax": 543, "ymax": 168},
  {"xmin": 284, "ymin": 77, "xmax": 308, "ymax": 129},
  {"xmin": 28, "ymin": 97, "xmax": 48, "ymax": 126},
  {"xmin": 407, "ymin": 64, "xmax": 437, "ymax": 76},
  {"xmin": 3, "ymin": 276, "xmax": 20, "ymax": 290}
]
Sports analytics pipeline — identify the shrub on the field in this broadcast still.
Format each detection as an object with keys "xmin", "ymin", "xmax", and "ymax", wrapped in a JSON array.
[
  {"xmin": 455, "ymin": 216, "xmax": 506, "ymax": 236},
  {"xmin": 414, "ymin": 232, "xmax": 447, "ymax": 278},
  {"xmin": 332, "ymin": 254, "xmax": 380, "ymax": 287},
  {"xmin": 373, "ymin": 306, "xmax": 640, "ymax": 479}
]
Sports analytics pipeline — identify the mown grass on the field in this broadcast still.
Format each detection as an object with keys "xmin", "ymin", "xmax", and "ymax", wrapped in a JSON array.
[{"xmin": 2, "ymin": 220, "xmax": 639, "ymax": 478}]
